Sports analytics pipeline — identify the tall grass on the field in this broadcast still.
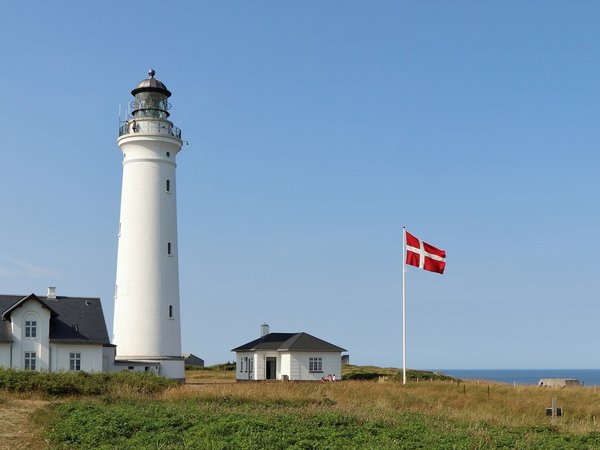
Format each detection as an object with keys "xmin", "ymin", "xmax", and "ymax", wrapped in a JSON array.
[
  {"xmin": 36, "ymin": 380, "xmax": 600, "ymax": 449},
  {"xmin": 162, "ymin": 379, "xmax": 600, "ymax": 434}
]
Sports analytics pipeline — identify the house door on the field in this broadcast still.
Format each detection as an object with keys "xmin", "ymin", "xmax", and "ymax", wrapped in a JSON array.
[{"xmin": 266, "ymin": 357, "xmax": 277, "ymax": 380}]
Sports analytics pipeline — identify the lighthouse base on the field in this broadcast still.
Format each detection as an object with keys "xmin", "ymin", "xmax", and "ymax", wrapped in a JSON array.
[{"xmin": 114, "ymin": 356, "xmax": 185, "ymax": 381}]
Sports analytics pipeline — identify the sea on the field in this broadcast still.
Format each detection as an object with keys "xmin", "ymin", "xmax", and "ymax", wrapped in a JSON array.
[{"xmin": 436, "ymin": 370, "xmax": 600, "ymax": 386}]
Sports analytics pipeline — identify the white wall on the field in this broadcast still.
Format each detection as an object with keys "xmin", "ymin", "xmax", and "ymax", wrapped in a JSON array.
[
  {"xmin": 0, "ymin": 343, "xmax": 11, "ymax": 367},
  {"xmin": 113, "ymin": 133, "xmax": 183, "ymax": 361},
  {"xmin": 112, "ymin": 362, "xmax": 160, "ymax": 374},
  {"xmin": 235, "ymin": 351, "xmax": 342, "ymax": 381},
  {"xmin": 10, "ymin": 300, "xmax": 51, "ymax": 370},
  {"xmin": 51, "ymin": 344, "xmax": 104, "ymax": 372},
  {"xmin": 290, "ymin": 352, "xmax": 342, "ymax": 381},
  {"xmin": 103, "ymin": 346, "xmax": 116, "ymax": 372},
  {"xmin": 236, "ymin": 352, "xmax": 256, "ymax": 380},
  {"xmin": 280, "ymin": 353, "xmax": 291, "ymax": 379}
]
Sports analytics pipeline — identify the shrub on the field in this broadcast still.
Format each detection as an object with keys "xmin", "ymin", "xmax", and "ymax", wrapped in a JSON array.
[
  {"xmin": 0, "ymin": 368, "xmax": 177, "ymax": 397},
  {"xmin": 344, "ymin": 372, "xmax": 384, "ymax": 381}
]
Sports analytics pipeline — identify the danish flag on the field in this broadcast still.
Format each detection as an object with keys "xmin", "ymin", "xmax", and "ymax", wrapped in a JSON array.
[{"xmin": 404, "ymin": 229, "xmax": 446, "ymax": 274}]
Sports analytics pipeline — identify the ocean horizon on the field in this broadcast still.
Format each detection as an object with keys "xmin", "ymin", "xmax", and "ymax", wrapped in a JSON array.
[{"xmin": 436, "ymin": 369, "xmax": 600, "ymax": 386}]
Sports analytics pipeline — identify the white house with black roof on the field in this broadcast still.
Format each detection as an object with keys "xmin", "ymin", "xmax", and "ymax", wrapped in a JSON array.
[
  {"xmin": 0, "ymin": 291, "xmax": 116, "ymax": 372},
  {"xmin": 232, "ymin": 325, "xmax": 346, "ymax": 381}
]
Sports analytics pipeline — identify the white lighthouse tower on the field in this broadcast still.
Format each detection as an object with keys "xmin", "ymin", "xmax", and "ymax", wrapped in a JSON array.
[{"xmin": 113, "ymin": 70, "xmax": 185, "ymax": 379}]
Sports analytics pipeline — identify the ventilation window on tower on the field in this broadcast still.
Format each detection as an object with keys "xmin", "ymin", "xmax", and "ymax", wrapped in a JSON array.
[
  {"xmin": 169, "ymin": 305, "xmax": 173, "ymax": 319},
  {"xmin": 167, "ymin": 242, "xmax": 172, "ymax": 256},
  {"xmin": 166, "ymin": 179, "xmax": 170, "ymax": 192}
]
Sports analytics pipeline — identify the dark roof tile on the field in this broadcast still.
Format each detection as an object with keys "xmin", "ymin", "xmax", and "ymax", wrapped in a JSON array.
[
  {"xmin": 232, "ymin": 332, "xmax": 346, "ymax": 352},
  {"xmin": 0, "ymin": 294, "xmax": 110, "ymax": 345}
]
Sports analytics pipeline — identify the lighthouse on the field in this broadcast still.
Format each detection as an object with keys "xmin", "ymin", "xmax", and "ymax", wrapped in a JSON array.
[{"xmin": 113, "ymin": 70, "xmax": 185, "ymax": 379}]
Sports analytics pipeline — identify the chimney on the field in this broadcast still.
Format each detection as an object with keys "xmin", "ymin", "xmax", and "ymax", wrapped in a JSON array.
[
  {"xmin": 47, "ymin": 286, "xmax": 56, "ymax": 299},
  {"xmin": 261, "ymin": 323, "xmax": 270, "ymax": 337}
]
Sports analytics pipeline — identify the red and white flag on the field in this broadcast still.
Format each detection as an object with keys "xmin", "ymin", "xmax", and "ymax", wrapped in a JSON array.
[{"xmin": 404, "ymin": 229, "xmax": 446, "ymax": 274}]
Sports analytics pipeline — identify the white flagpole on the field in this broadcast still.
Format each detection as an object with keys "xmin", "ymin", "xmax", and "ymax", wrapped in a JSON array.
[{"xmin": 402, "ymin": 227, "xmax": 407, "ymax": 385}]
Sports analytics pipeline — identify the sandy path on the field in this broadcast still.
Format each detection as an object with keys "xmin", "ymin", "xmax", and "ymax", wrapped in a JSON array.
[{"xmin": 0, "ymin": 398, "xmax": 48, "ymax": 450}]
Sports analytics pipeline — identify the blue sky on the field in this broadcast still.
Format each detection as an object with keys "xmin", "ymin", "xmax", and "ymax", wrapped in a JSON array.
[{"xmin": 1, "ymin": 1, "xmax": 599, "ymax": 369}]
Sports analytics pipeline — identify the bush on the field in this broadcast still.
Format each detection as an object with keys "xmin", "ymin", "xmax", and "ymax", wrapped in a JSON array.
[
  {"xmin": 0, "ymin": 368, "xmax": 177, "ymax": 397},
  {"xmin": 395, "ymin": 370, "xmax": 456, "ymax": 382},
  {"xmin": 344, "ymin": 372, "xmax": 384, "ymax": 381}
]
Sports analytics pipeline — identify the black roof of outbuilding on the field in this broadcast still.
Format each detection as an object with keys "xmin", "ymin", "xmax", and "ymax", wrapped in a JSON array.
[
  {"xmin": 0, "ymin": 294, "xmax": 111, "ymax": 345},
  {"xmin": 231, "ymin": 332, "xmax": 346, "ymax": 353}
]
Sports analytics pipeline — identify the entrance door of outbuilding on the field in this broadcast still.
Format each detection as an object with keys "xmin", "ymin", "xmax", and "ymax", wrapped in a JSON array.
[{"xmin": 266, "ymin": 357, "xmax": 277, "ymax": 380}]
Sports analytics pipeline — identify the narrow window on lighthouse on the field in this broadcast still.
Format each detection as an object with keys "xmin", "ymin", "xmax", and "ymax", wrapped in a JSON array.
[
  {"xmin": 167, "ymin": 242, "xmax": 172, "ymax": 255},
  {"xmin": 166, "ymin": 179, "xmax": 170, "ymax": 192},
  {"xmin": 169, "ymin": 305, "xmax": 173, "ymax": 319}
]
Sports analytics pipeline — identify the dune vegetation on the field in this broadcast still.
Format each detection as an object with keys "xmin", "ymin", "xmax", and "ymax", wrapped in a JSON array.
[{"xmin": 2, "ymin": 366, "xmax": 600, "ymax": 449}]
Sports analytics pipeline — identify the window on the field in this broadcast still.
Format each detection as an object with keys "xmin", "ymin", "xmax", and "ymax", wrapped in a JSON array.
[
  {"xmin": 240, "ymin": 358, "xmax": 243, "ymax": 372},
  {"xmin": 309, "ymin": 357, "xmax": 323, "ymax": 373},
  {"xmin": 24, "ymin": 352, "xmax": 36, "ymax": 371},
  {"xmin": 70, "ymin": 352, "xmax": 81, "ymax": 371},
  {"xmin": 167, "ymin": 242, "xmax": 172, "ymax": 255},
  {"xmin": 166, "ymin": 179, "xmax": 171, "ymax": 192},
  {"xmin": 168, "ymin": 305, "xmax": 173, "ymax": 319},
  {"xmin": 25, "ymin": 320, "xmax": 37, "ymax": 338},
  {"xmin": 243, "ymin": 356, "xmax": 253, "ymax": 373}
]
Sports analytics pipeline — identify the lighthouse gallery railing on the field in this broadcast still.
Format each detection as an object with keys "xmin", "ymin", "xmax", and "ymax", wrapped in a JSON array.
[{"xmin": 119, "ymin": 122, "xmax": 182, "ymax": 139}]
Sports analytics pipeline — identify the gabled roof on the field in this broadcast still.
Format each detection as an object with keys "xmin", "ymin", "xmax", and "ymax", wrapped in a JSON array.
[
  {"xmin": 0, "ymin": 294, "xmax": 111, "ymax": 345},
  {"xmin": 231, "ymin": 332, "xmax": 346, "ymax": 353},
  {"xmin": 1, "ymin": 294, "xmax": 58, "ymax": 320}
]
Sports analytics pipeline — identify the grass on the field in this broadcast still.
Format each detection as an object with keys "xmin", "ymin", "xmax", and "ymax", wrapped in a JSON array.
[
  {"xmin": 6, "ymin": 366, "xmax": 600, "ymax": 448},
  {"xmin": 0, "ymin": 392, "xmax": 48, "ymax": 450},
  {"xmin": 185, "ymin": 363, "xmax": 237, "ymax": 384},
  {"xmin": 35, "ymin": 384, "xmax": 600, "ymax": 449},
  {"xmin": 342, "ymin": 364, "xmax": 455, "ymax": 382}
]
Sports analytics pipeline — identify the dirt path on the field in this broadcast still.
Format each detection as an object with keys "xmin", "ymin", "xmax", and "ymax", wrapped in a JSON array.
[{"xmin": 0, "ymin": 397, "xmax": 48, "ymax": 450}]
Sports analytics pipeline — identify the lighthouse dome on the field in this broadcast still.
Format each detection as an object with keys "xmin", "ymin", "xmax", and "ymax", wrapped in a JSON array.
[{"xmin": 131, "ymin": 69, "xmax": 171, "ymax": 97}]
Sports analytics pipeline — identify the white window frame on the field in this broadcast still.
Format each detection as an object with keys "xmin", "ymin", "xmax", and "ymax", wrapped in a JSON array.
[
  {"xmin": 70, "ymin": 352, "xmax": 81, "ymax": 371},
  {"xmin": 24, "ymin": 351, "xmax": 36, "ymax": 371},
  {"xmin": 309, "ymin": 357, "xmax": 323, "ymax": 373},
  {"xmin": 25, "ymin": 319, "xmax": 37, "ymax": 339}
]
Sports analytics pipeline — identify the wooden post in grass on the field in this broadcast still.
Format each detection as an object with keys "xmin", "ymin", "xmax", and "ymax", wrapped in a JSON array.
[{"xmin": 546, "ymin": 397, "xmax": 562, "ymax": 425}]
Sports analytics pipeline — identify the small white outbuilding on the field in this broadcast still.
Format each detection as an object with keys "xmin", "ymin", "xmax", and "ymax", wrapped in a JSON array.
[{"xmin": 232, "ymin": 326, "xmax": 346, "ymax": 381}]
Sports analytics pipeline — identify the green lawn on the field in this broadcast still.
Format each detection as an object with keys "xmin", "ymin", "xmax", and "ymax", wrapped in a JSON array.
[{"xmin": 38, "ymin": 398, "xmax": 600, "ymax": 449}]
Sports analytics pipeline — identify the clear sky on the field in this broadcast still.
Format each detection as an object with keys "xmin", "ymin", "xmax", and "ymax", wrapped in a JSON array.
[{"xmin": 1, "ymin": 1, "xmax": 599, "ymax": 369}]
